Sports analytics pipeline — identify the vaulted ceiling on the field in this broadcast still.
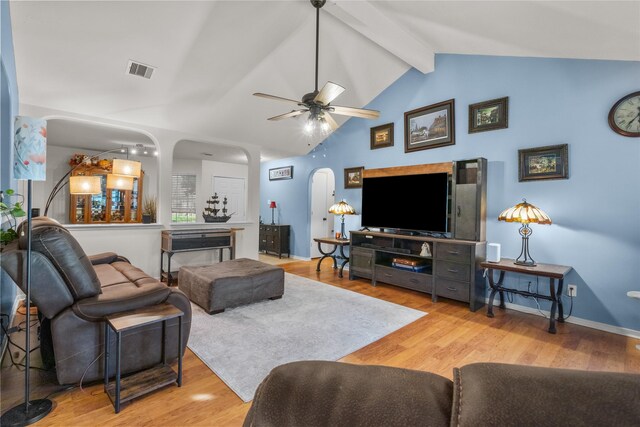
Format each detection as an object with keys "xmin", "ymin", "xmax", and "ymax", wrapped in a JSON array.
[{"xmin": 10, "ymin": 1, "xmax": 640, "ymax": 159}]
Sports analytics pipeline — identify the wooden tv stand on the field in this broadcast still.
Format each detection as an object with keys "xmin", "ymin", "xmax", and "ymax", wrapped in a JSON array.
[{"xmin": 350, "ymin": 231, "xmax": 486, "ymax": 312}]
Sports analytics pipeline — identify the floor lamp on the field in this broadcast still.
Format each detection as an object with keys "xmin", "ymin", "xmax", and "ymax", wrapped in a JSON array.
[{"xmin": 1, "ymin": 116, "xmax": 53, "ymax": 426}]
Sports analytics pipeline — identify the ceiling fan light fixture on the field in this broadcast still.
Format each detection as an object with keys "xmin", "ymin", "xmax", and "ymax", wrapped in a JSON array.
[{"xmin": 254, "ymin": 0, "xmax": 380, "ymax": 135}]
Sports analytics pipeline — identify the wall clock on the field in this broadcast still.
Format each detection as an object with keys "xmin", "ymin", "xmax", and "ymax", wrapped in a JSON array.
[{"xmin": 608, "ymin": 91, "xmax": 640, "ymax": 137}]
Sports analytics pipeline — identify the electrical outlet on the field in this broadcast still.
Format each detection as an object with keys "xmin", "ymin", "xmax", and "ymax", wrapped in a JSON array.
[{"xmin": 567, "ymin": 284, "xmax": 577, "ymax": 297}]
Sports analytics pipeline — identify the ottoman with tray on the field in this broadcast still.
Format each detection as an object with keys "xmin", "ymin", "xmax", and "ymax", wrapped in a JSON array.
[{"xmin": 178, "ymin": 258, "xmax": 284, "ymax": 314}]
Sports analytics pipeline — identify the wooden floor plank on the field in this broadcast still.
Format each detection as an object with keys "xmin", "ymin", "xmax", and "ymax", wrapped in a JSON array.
[{"xmin": 2, "ymin": 259, "xmax": 639, "ymax": 426}]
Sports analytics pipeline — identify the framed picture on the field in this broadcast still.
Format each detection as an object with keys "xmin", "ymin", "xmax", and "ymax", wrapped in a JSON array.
[
  {"xmin": 518, "ymin": 144, "xmax": 568, "ymax": 182},
  {"xmin": 370, "ymin": 123, "xmax": 394, "ymax": 150},
  {"xmin": 469, "ymin": 97, "xmax": 509, "ymax": 133},
  {"xmin": 344, "ymin": 166, "xmax": 364, "ymax": 189},
  {"xmin": 404, "ymin": 99, "xmax": 455, "ymax": 153},
  {"xmin": 269, "ymin": 166, "xmax": 293, "ymax": 181}
]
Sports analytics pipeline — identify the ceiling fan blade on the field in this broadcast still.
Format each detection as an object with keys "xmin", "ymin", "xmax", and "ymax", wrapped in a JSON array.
[
  {"xmin": 314, "ymin": 81, "xmax": 345, "ymax": 105},
  {"xmin": 323, "ymin": 112, "xmax": 339, "ymax": 131},
  {"xmin": 267, "ymin": 110, "xmax": 309, "ymax": 121},
  {"xmin": 330, "ymin": 105, "xmax": 380, "ymax": 119},
  {"xmin": 254, "ymin": 92, "xmax": 303, "ymax": 106}
]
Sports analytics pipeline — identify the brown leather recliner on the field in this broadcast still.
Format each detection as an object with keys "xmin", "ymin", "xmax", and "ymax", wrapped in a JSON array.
[{"xmin": 1, "ymin": 217, "xmax": 191, "ymax": 385}]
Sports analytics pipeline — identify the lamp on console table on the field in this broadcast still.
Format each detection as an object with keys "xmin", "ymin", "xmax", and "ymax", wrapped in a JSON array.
[
  {"xmin": 269, "ymin": 201, "xmax": 277, "ymax": 225},
  {"xmin": 329, "ymin": 200, "xmax": 356, "ymax": 240},
  {"xmin": 498, "ymin": 198, "xmax": 551, "ymax": 267},
  {"xmin": 1, "ymin": 116, "xmax": 53, "ymax": 426}
]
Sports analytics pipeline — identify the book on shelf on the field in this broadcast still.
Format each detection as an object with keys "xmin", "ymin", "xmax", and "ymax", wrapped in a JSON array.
[
  {"xmin": 392, "ymin": 257, "xmax": 427, "ymax": 267},
  {"xmin": 391, "ymin": 262, "xmax": 430, "ymax": 273}
]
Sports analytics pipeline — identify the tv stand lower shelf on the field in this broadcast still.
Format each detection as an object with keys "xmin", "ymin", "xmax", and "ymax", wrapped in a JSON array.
[{"xmin": 350, "ymin": 231, "xmax": 486, "ymax": 312}]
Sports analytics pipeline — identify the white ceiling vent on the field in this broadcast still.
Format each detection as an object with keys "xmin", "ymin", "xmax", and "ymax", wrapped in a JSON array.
[{"xmin": 126, "ymin": 60, "xmax": 155, "ymax": 79}]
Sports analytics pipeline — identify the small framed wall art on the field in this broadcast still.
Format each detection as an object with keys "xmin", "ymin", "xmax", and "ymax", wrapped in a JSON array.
[
  {"xmin": 469, "ymin": 97, "xmax": 509, "ymax": 133},
  {"xmin": 404, "ymin": 99, "xmax": 455, "ymax": 153},
  {"xmin": 370, "ymin": 123, "xmax": 394, "ymax": 149},
  {"xmin": 269, "ymin": 166, "xmax": 293, "ymax": 181},
  {"xmin": 344, "ymin": 166, "xmax": 364, "ymax": 189},
  {"xmin": 518, "ymin": 144, "xmax": 568, "ymax": 182}
]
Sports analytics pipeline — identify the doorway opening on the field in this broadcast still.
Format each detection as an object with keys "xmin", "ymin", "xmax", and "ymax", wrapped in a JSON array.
[{"xmin": 309, "ymin": 168, "xmax": 335, "ymax": 258}]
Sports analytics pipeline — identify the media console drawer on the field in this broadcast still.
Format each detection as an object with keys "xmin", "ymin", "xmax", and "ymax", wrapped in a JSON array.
[
  {"xmin": 435, "ymin": 243, "xmax": 472, "ymax": 262},
  {"xmin": 375, "ymin": 266, "xmax": 432, "ymax": 293},
  {"xmin": 436, "ymin": 260, "xmax": 471, "ymax": 282},
  {"xmin": 436, "ymin": 278, "xmax": 470, "ymax": 303}
]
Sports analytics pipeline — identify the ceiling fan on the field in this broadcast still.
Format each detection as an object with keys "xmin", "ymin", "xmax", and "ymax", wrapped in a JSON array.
[{"xmin": 253, "ymin": 0, "xmax": 380, "ymax": 134}]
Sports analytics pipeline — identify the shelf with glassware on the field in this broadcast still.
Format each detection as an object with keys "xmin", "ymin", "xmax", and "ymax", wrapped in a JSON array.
[{"xmin": 69, "ymin": 163, "xmax": 144, "ymax": 224}]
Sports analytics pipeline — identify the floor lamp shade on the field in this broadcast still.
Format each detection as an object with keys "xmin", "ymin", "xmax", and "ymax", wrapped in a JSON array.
[
  {"xmin": 69, "ymin": 176, "xmax": 102, "ymax": 194},
  {"xmin": 112, "ymin": 158, "xmax": 141, "ymax": 177},
  {"xmin": 13, "ymin": 116, "xmax": 47, "ymax": 181},
  {"xmin": 106, "ymin": 174, "xmax": 134, "ymax": 191}
]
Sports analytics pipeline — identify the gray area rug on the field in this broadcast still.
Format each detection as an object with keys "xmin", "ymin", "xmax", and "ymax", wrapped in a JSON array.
[{"xmin": 187, "ymin": 273, "xmax": 426, "ymax": 402}]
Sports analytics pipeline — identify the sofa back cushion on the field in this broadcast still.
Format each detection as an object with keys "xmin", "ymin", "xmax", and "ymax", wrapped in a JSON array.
[
  {"xmin": 451, "ymin": 363, "xmax": 640, "ymax": 427},
  {"xmin": 244, "ymin": 361, "xmax": 453, "ymax": 427},
  {"xmin": 18, "ymin": 217, "xmax": 101, "ymax": 299}
]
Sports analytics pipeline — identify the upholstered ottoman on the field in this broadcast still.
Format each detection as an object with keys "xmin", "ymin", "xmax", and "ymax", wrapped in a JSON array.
[{"xmin": 178, "ymin": 258, "xmax": 284, "ymax": 314}]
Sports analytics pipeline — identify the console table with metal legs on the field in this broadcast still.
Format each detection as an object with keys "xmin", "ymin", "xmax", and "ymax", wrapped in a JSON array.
[
  {"xmin": 481, "ymin": 259, "xmax": 573, "ymax": 334},
  {"xmin": 313, "ymin": 237, "xmax": 350, "ymax": 278}
]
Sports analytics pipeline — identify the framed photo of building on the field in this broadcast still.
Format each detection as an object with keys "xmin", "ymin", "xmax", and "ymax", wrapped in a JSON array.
[
  {"xmin": 518, "ymin": 144, "xmax": 568, "ymax": 181},
  {"xmin": 404, "ymin": 99, "xmax": 455, "ymax": 153},
  {"xmin": 370, "ymin": 123, "xmax": 394, "ymax": 149},
  {"xmin": 344, "ymin": 166, "xmax": 364, "ymax": 189},
  {"xmin": 269, "ymin": 166, "xmax": 293, "ymax": 181},
  {"xmin": 469, "ymin": 97, "xmax": 509, "ymax": 133}
]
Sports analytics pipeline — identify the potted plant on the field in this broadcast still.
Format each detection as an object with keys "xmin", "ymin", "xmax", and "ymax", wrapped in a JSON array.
[
  {"xmin": 1, "ymin": 189, "xmax": 26, "ymax": 246},
  {"xmin": 142, "ymin": 196, "xmax": 157, "ymax": 224}
]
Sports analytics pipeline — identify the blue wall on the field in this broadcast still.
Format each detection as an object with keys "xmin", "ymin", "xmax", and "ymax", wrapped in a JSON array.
[
  {"xmin": 1, "ymin": 0, "xmax": 19, "ymax": 347},
  {"xmin": 261, "ymin": 54, "xmax": 640, "ymax": 331}
]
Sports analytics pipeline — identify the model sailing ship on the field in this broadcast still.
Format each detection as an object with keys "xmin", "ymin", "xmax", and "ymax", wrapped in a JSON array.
[{"xmin": 202, "ymin": 193, "xmax": 233, "ymax": 223}]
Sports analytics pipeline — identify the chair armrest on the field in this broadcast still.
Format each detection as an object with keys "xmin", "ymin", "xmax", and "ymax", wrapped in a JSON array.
[
  {"xmin": 88, "ymin": 252, "xmax": 118, "ymax": 265},
  {"xmin": 72, "ymin": 280, "xmax": 170, "ymax": 321}
]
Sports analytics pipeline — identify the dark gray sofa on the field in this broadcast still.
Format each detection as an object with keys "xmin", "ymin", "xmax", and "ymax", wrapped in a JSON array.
[
  {"xmin": 1, "ymin": 217, "xmax": 191, "ymax": 385},
  {"xmin": 244, "ymin": 360, "xmax": 640, "ymax": 427}
]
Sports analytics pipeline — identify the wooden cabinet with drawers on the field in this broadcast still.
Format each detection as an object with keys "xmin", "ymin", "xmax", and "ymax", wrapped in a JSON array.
[
  {"xmin": 350, "ymin": 231, "xmax": 486, "ymax": 312},
  {"xmin": 259, "ymin": 224, "xmax": 290, "ymax": 258}
]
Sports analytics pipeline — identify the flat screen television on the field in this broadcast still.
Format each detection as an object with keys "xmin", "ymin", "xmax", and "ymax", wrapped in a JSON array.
[{"xmin": 361, "ymin": 172, "xmax": 449, "ymax": 234}]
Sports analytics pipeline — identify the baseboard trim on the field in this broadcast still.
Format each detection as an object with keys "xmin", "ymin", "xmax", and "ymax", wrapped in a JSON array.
[
  {"xmin": 290, "ymin": 255, "xmax": 311, "ymax": 261},
  {"xmin": 490, "ymin": 299, "xmax": 640, "ymax": 340}
]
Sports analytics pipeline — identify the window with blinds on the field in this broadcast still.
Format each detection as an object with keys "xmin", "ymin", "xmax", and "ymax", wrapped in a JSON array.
[{"xmin": 171, "ymin": 174, "xmax": 196, "ymax": 222}]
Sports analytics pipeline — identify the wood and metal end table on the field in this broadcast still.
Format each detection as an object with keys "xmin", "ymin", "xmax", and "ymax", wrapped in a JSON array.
[
  {"xmin": 313, "ymin": 237, "xmax": 350, "ymax": 278},
  {"xmin": 481, "ymin": 259, "xmax": 573, "ymax": 334},
  {"xmin": 104, "ymin": 303, "xmax": 184, "ymax": 413}
]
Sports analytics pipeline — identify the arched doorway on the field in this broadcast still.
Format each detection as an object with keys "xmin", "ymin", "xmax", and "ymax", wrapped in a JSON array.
[{"xmin": 309, "ymin": 168, "xmax": 335, "ymax": 258}]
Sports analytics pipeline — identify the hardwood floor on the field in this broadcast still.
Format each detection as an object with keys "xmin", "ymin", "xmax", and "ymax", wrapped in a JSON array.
[{"xmin": 2, "ymin": 259, "xmax": 639, "ymax": 426}]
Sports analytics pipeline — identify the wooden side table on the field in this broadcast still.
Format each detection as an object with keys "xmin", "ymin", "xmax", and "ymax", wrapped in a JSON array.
[
  {"xmin": 481, "ymin": 259, "xmax": 572, "ymax": 334},
  {"xmin": 104, "ymin": 303, "xmax": 184, "ymax": 413},
  {"xmin": 313, "ymin": 237, "xmax": 350, "ymax": 278}
]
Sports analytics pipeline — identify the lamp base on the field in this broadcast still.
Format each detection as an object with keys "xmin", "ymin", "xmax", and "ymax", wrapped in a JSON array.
[
  {"xmin": 514, "ymin": 259, "xmax": 536, "ymax": 267},
  {"xmin": 0, "ymin": 399, "xmax": 53, "ymax": 427}
]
